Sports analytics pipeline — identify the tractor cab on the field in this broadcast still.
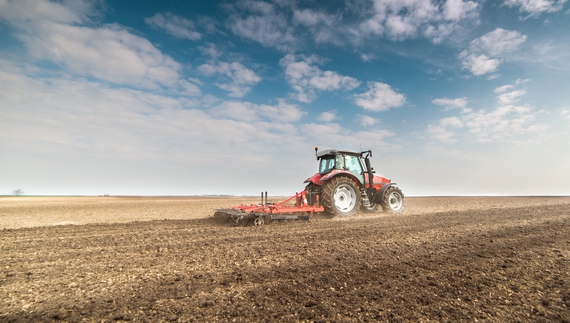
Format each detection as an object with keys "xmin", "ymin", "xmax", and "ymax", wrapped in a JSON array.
[{"xmin": 317, "ymin": 149, "xmax": 365, "ymax": 184}]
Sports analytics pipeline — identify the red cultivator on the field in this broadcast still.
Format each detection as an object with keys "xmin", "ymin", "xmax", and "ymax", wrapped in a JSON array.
[
  {"xmin": 214, "ymin": 191, "xmax": 324, "ymax": 226},
  {"xmin": 214, "ymin": 148, "xmax": 404, "ymax": 226}
]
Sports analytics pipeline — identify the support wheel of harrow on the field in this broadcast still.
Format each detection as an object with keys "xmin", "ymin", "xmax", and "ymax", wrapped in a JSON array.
[
  {"xmin": 322, "ymin": 176, "xmax": 360, "ymax": 217},
  {"xmin": 380, "ymin": 186, "xmax": 404, "ymax": 213},
  {"xmin": 253, "ymin": 216, "xmax": 264, "ymax": 226}
]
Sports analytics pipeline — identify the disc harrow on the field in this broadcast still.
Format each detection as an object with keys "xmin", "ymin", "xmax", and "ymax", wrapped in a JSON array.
[{"xmin": 214, "ymin": 191, "xmax": 324, "ymax": 226}]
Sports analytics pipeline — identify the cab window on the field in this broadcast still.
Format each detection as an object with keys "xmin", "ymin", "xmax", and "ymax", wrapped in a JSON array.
[{"xmin": 344, "ymin": 155, "xmax": 364, "ymax": 183}]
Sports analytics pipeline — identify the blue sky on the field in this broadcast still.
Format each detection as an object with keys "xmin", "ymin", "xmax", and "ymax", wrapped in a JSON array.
[{"xmin": 1, "ymin": 0, "xmax": 569, "ymax": 196}]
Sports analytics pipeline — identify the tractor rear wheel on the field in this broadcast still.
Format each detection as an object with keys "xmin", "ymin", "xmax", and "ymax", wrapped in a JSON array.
[
  {"xmin": 380, "ymin": 186, "xmax": 404, "ymax": 213},
  {"xmin": 322, "ymin": 176, "xmax": 360, "ymax": 217}
]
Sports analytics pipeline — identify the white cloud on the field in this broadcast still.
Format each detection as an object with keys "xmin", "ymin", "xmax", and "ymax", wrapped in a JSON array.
[
  {"xmin": 211, "ymin": 101, "xmax": 259, "ymax": 122},
  {"xmin": 515, "ymin": 78, "xmax": 530, "ymax": 85},
  {"xmin": 258, "ymin": 99, "xmax": 305, "ymax": 122},
  {"xmin": 497, "ymin": 89, "xmax": 526, "ymax": 105},
  {"xmin": 423, "ymin": 23, "xmax": 455, "ymax": 44},
  {"xmin": 444, "ymin": 0, "xmax": 480, "ymax": 21},
  {"xmin": 360, "ymin": 115, "xmax": 377, "ymax": 127},
  {"xmin": 460, "ymin": 28, "xmax": 527, "ymax": 76},
  {"xmin": 463, "ymin": 104, "xmax": 538, "ymax": 142},
  {"xmin": 468, "ymin": 28, "xmax": 527, "ymax": 57},
  {"xmin": 292, "ymin": 9, "xmax": 335, "ymax": 27},
  {"xmin": 280, "ymin": 54, "xmax": 360, "ymax": 102},
  {"xmin": 504, "ymin": 0, "xmax": 568, "ymax": 16},
  {"xmin": 354, "ymin": 82, "xmax": 406, "ymax": 111},
  {"xmin": 428, "ymin": 81, "xmax": 542, "ymax": 143},
  {"xmin": 432, "ymin": 97, "xmax": 472, "ymax": 113},
  {"xmin": 427, "ymin": 117, "xmax": 464, "ymax": 143},
  {"xmin": 145, "ymin": 13, "xmax": 201, "ymax": 40},
  {"xmin": 300, "ymin": 123, "xmax": 396, "ymax": 151},
  {"xmin": 225, "ymin": 0, "xmax": 296, "ymax": 51},
  {"xmin": 494, "ymin": 84, "xmax": 515, "ymax": 93},
  {"xmin": 360, "ymin": 53, "xmax": 376, "ymax": 62},
  {"xmin": 198, "ymin": 45, "xmax": 261, "ymax": 98},
  {"xmin": 459, "ymin": 53, "xmax": 501, "ymax": 75},
  {"xmin": 359, "ymin": 0, "xmax": 479, "ymax": 43},
  {"xmin": 292, "ymin": 8, "xmax": 340, "ymax": 44},
  {"xmin": 318, "ymin": 110, "xmax": 337, "ymax": 122},
  {"xmin": 209, "ymin": 99, "xmax": 304, "ymax": 122},
  {"xmin": 0, "ymin": 0, "xmax": 93, "ymax": 26},
  {"xmin": 0, "ymin": 0, "xmax": 199, "ymax": 94}
]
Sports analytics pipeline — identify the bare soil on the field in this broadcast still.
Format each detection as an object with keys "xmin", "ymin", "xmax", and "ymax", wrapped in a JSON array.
[{"xmin": 1, "ymin": 196, "xmax": 570, "ymax": 322}]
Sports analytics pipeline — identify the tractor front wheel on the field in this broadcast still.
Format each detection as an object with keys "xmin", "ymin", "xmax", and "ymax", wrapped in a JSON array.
[
  {"xmin": 380, "ymin": 186, "xmax": 404, "ymax": 213},
  {"xmin": 322, "ymin": 176, "xmax": 361, "ymax": 217}
]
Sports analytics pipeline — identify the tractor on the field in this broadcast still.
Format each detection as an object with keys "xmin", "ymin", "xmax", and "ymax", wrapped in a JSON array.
[
  {"xmin": 306, "ymin": 147, "xmax": 404, "ymax": 216},
  {"xmin": 214, "ymin": 147, "xmax": 404, "ymax": 225}
]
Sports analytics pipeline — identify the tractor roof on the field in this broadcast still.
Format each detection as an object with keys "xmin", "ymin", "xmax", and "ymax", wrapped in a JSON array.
[{"xmin": 316, "ymin": 149, "xmax": 361, "ymax": 159}]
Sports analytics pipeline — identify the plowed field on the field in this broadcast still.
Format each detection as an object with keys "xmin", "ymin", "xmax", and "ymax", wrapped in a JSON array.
[{"xmin": 1, "ymin": 196, "xmax": 570, "ymax": 322}]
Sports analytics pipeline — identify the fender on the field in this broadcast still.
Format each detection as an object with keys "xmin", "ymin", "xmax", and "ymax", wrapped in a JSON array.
[
  {"xmin": 373, "ymin": 183, "xmax": 396, "ymax": 203},
  {"xmin": 304, "ymin": 173, "xmax": 323, "ymax": 186},
  {"xmin": 320, "ymin": 170, "xmax": 362, "ymax": 188},
  {"xmin": 304, "ymin": 170, "xmax": 362, "ymax": 187}
]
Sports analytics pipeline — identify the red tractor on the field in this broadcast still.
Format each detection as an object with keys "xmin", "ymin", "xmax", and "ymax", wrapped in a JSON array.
[
  {"xmin": 306, "ymin": 147, "xmax": 404, "ymax": 216},
  {"xmin": 214, "ymin": 147, "xmax": 404, "ymax": 225}
]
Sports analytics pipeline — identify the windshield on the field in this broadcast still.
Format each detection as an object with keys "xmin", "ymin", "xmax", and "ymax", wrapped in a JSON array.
[
  {"xmin": 319, "ymin": 154, "xmax": 364, "ymax": 183},
  {"xmin": 344, "ymin": 155, "xmax": 364, "ymax": 183}
]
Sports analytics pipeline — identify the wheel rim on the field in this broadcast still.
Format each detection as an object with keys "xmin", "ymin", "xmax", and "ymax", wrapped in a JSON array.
[
  {"xmin": 388, "ymin": 191, "xmax": 403, "ymax": 211},
  {"xmin": 333, "ymin": 184, "xmax": 357, "ymax": 212}
]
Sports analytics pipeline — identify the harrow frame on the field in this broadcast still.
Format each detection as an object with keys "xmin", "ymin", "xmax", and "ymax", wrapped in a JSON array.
[{"xmin": 214, "ymin": 191, "xmax": 324, "ymax": 226}]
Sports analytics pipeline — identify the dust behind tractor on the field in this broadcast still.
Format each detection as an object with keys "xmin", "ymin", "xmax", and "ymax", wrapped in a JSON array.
[{"xmin": 214, "ymin": 147, "xmax": 404, "ymax": 226}]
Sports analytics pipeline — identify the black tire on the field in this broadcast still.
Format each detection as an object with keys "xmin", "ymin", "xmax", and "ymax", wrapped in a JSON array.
[
  {"xmin": 322, "ymin": 176, "xmax": 361, "ymax": 217},
  {"xmin": 380, "ymin": 186, "xmax": 404, "ymax": 213},
  {"xmin": 361, "ymin": 202, "xmax": 379, "ymax": 213}
]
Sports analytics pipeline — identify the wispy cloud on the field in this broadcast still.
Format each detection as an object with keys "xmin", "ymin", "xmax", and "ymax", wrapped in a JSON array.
[
  {"xmin": 198, "ymin": 44, "xmax": 261, "ymax": 98},
  {"xmin": 280, "ymin": 54, "xmax": 360, "ymax": 102},
  {"xmin": 459, "ymin": 28, "xmax": 527, "ymax": 76},
  {"xmin": 224, "ymin": 0, "xmax": 296, "ymax": 51},
  {"xmin": 292, "ymin": 8, "xmax": 341, "ymax": 45},
  {"xmin": 504, "ymin": 0, "xmax": 568, "ymax": 17},
  {"xmin": 432, "ymin": 97, "xmax": 472, "ymax": 113},
  {"xmin": 427, "ymin": 117, "xmax": 464, "ymax": 143},
  {"xmin": 145, "ymin": 12, "xmax": 202, "ymax": 40},
  {"xmin": 429, "ymin": 80, "xmax": 543, "ymax": 143},
  {"xmin": 300, "ymin": 123, "xmax": 396, "ymax": 150},
  {"xmin": 209, "ymin": 99, "xmax": 304, "ymax": 123}
]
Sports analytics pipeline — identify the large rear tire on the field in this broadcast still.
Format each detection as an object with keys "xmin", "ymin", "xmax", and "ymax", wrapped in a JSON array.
[
  {"xmin": 380, "ymin": 186, "xmax": 404, "ymax": 213},
  {"xmin": 322, "ymin": 176, "xmax": 361, "ymax": 217}
]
